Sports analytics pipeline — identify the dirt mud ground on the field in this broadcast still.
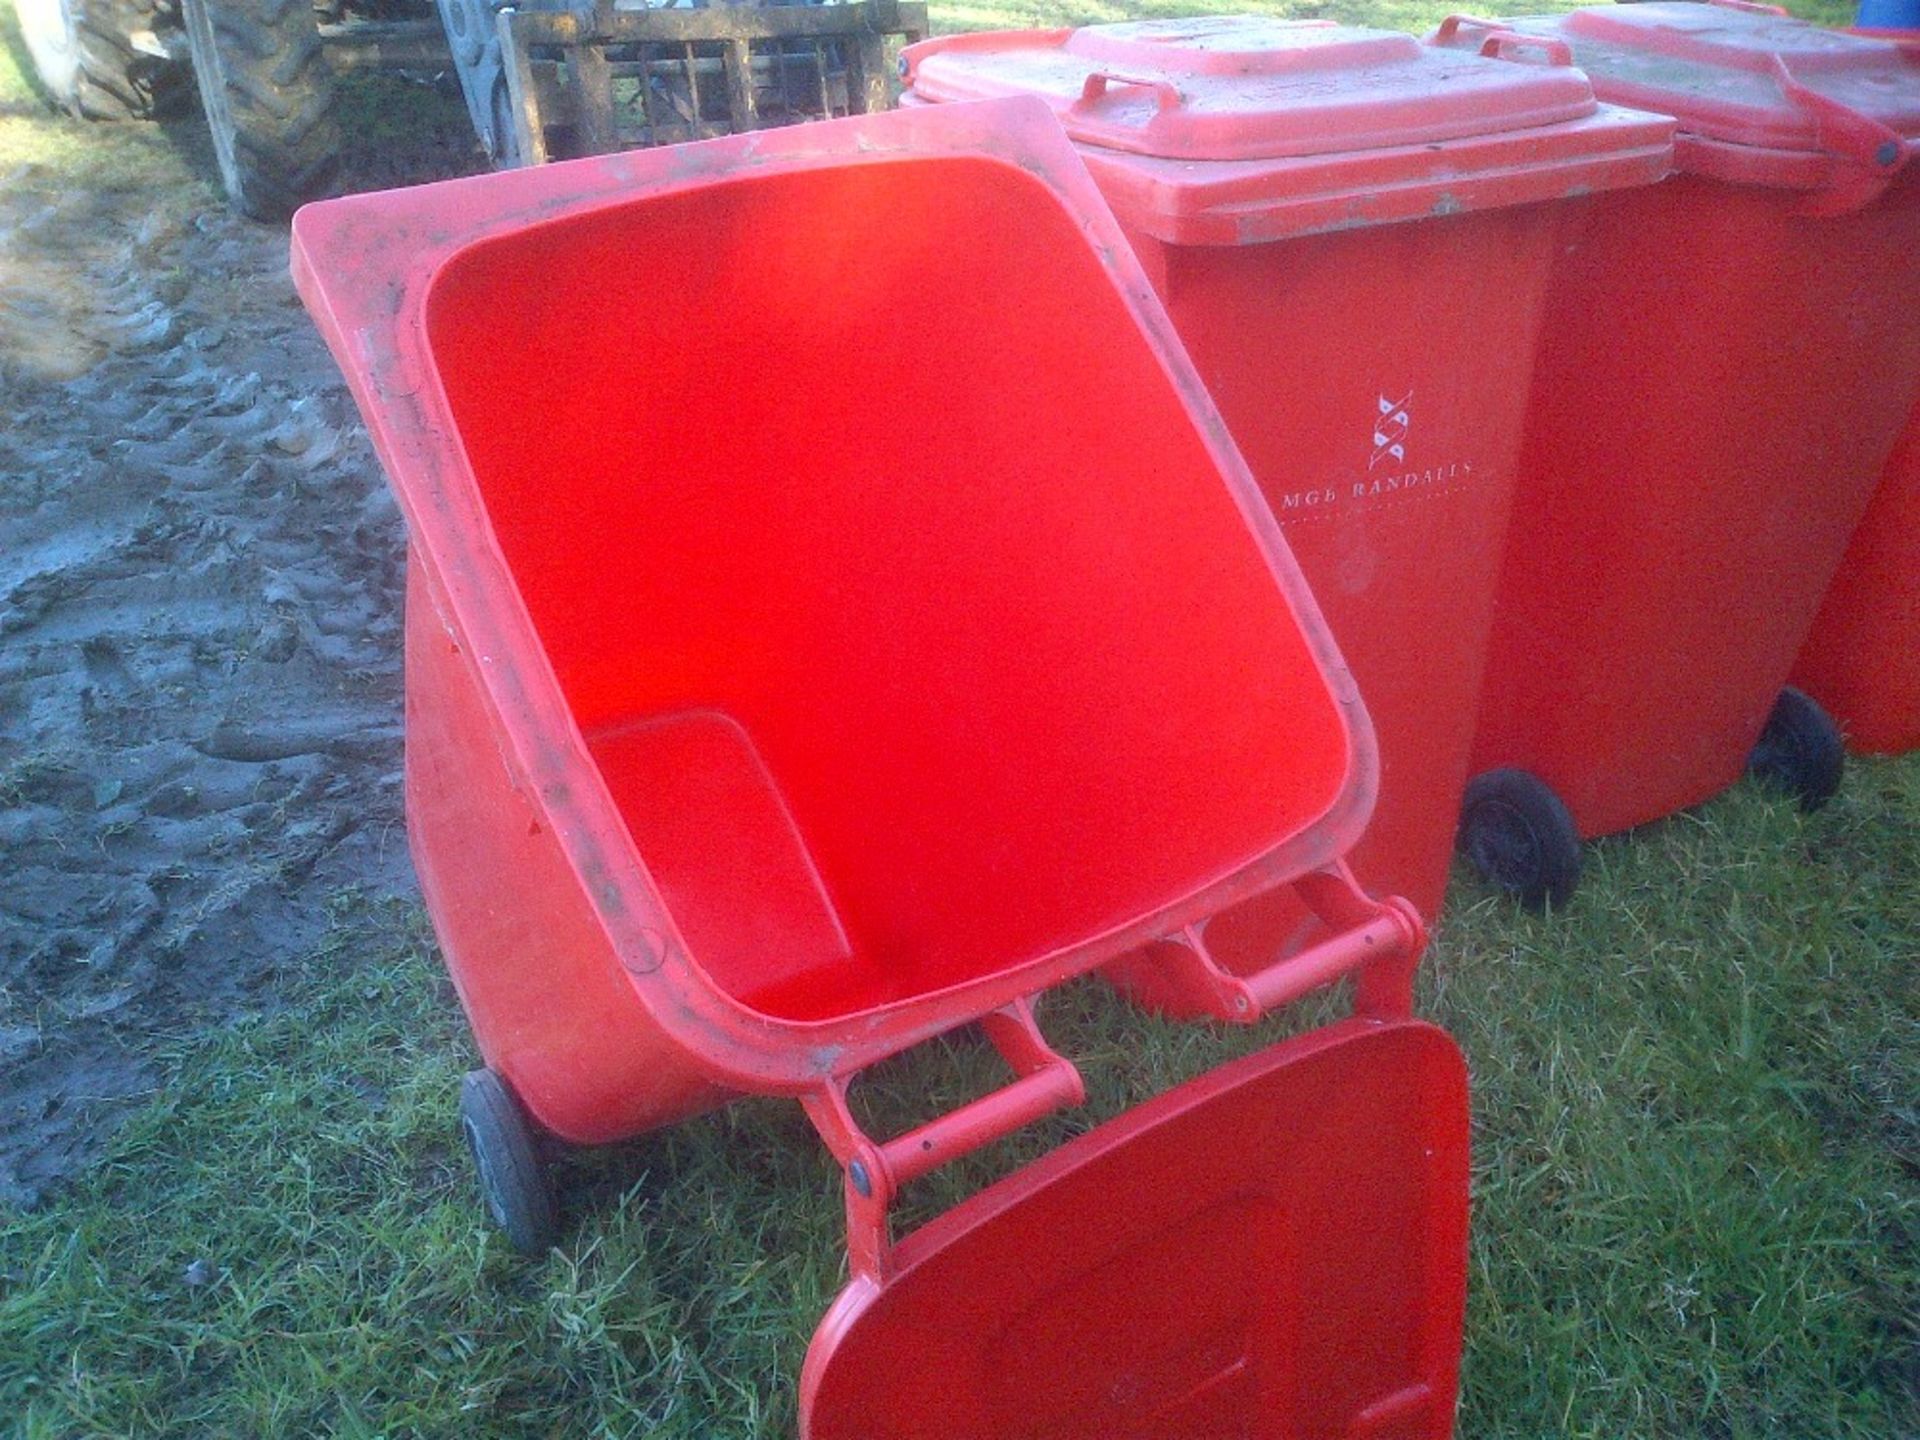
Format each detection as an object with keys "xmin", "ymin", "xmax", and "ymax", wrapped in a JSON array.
[{"xmin": 1, "ymin": 57, "xmax": 484, "ymax": 1207}]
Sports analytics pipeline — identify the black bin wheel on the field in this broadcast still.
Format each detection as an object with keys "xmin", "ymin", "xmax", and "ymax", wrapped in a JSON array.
[
  {"xmin": 1747, "ymin": 686, "xmax": 1845, "ymax": 811},
  {"xmin": 1457, "ymin": 767, "xmax": 1584, "ymax": 912},
  {"xmin": 459, "ymin": 1068, "xmax": 558, "ymax": 1255}
]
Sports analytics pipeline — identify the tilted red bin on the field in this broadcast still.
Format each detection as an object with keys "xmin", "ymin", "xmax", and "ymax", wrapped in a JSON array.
[
  {"xmin": 293, "ymin": 99, "xmax": 1465, "ymax": 1435},
  {"xmin": 903, "ymin": 18, "xmax": 1674, "ymax": 968},
  {"xmin": 1429, "ymin": 5, "xmax": 1920, "ymax": 903}
]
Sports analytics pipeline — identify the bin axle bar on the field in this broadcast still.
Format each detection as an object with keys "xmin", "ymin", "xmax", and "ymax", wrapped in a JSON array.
[
  {"xmin": 799, "ymin": 869, "xmax": 1423, "ymax": 1278},
  {"xmin": 802, "ymin": 997, "xmax": 1085, "ymax": 1282},
  {"xmin": 1148, "ymin": 865, "xmax": 1427, "ymax": 1024}
]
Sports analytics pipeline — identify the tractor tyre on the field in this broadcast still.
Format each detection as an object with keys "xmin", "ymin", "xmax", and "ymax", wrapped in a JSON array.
[
  {"xmin": 181, "ymin": 0, "xmax": 340, "ymax": 221},
  {"xmin": 13, "ymin": 0, "xmax": 191, "ymax": 119}
]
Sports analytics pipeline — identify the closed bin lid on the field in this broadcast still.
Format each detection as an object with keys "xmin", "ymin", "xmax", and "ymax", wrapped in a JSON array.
[
  {"xmin": 800, "ymin": 1018, "xmax": 1471, "ymax": 1439},
  {"xmin": 904, "ymin": 17, "xmax": 1675, "ymax": 242},
  {"xmin": 1430, "ymin": 5, "xmax": 1920, "ymax": 206}
]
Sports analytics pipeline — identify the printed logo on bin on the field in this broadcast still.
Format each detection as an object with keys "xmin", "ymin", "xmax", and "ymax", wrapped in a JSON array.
[
  {"xmin": 1371, "ymin": 392, "xmax": 1412, "ymax": 471},
  {"xmin": 1268, "ymin": 387, "xmax": 1478, "ymax": 522}
]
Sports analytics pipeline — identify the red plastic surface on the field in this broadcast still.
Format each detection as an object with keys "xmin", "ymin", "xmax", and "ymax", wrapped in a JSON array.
[
  {"xmin": 290, "ymin": 99, "xmax": 1387, "ymax": 1143},
  {"xmin": 1792, "ymin": 398, "xmax": 1920, "ymax": 755},
  {"xmin": 1469, "ymin": 168, "xmax": 1920, "ymax": 838},
  {"xmin": 907, "ymin": 23, "xmax": 1672, "ymax": 950},
  {"xmin": 801, "ymin": 1018, "xmax": 1471, "ymax": 1440},
  {"xmin": 906, "ymin": 18, "xmax": 1675, "ymax": 243},
  {"xmin": 907, "ymin": 18, "xmax": 1598, "ymax": 159},
  {"xmin": 1114, "ymin": 206, "xmax": 1562, "ymax": 955},
  {"xmin": 1433, "ymin": 6, "xmax": 1920, "ymax": 205}
]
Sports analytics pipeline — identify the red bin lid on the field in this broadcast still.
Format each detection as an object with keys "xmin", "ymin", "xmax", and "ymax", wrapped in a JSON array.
[
  {"xmin": 800, "ymin": 1018, "xmax": 1471, "ymax": 1439},
  {"xmin": 905, "ymin": 17, "xmax": 1675, "ymax": 242},
  {"xmin": 909, "ymin": 17, "xmax": 1599, "ymax": 161},
  {"xmin": 1431, "ymin": 4, "xmax": 1920, "ymax": 203}
]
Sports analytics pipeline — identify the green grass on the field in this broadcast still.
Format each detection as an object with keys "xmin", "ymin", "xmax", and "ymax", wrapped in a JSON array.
[{"xmin": 3, "ymin": 766, "xmax": 1915, "ymax": 1437}]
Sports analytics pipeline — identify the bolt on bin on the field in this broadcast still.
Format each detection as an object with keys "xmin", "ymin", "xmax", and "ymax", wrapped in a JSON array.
[
  {"xmin": 292, "ymin": 99, "xmax": 1467, "ymax": 1436},
  {"xmin": 1791, "ymin": 395, "xmax": 1920, "ymax": 757},
  {"xmin": 901, "ymin": 16, "xmax": 1674, "ymax": 982},
  {"xmin": 1429, "ymin": 4, "xmax": 1920, "ymax": 908}
]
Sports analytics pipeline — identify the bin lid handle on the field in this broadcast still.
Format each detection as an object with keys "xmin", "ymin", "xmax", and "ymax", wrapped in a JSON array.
[
  {"xmin": 1477, "ymin": 31, "xmax": 1574, "ymax": 67},
  {"xmin": 1433, "ymin": 14, "xmax": 1573, "ymax": 66},
  {"xmin": 1432, "ymin": 13, "xmax": 1507, "ymax": 47},
  {"xmin": 1074, "ymin": 69, "xmax": 1184, "ymax": 114}
]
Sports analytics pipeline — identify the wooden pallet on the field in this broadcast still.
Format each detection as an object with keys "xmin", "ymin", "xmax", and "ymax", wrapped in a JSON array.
[{"xmin": 498, "ymin": 0, "xmax": 931, "ymax": 164}]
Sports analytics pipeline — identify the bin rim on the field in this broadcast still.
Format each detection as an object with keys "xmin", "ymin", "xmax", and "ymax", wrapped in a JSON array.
[{"xmin": 290, "ymin": 98, "xmax": 1382, "ymax": 1092}]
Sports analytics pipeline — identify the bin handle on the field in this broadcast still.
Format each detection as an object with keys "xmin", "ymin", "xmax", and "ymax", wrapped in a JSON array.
[
  {"xmin": 1074, "ymin": 70, "xmax": 1183, "ymax": 113},
  {"xmin": 1433, "ymin": 16, "xmax": 1572, "ymax": 66},
  {"xmin": 801, "ymin": 997, "xmax": 1085, "ymax": 1282},
  {"xmin": 1769, "ymin": 52, "xmax": 1909, "ymax": 215},
  {"xmin": 1477, "ymin": 32, "xmax": 1573, "ymax": 66},
  {"xmin": 1433, "ymin": 13, "xmax": 1507, "ymax": 46}
]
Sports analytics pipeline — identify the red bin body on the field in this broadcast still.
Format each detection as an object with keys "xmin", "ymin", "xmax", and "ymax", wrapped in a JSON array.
[
  {"xmin": 1432, "ymin": 6, "xmax": 1920, "ymax": 854},
  {"xmin": 903, "ymin": 17, "xmax": 1673, "ymax": 972},
  {"xmin": 1789, "ymin": 25, "xmax": 1920, "ymax": 756},
  {"xmin": 1792, "ymin": 397, "xmax": 1920, "ymax": 756},
  {"xmin": 294, "ymin": 100, "xmax": 1467, "ymax": 1436}
]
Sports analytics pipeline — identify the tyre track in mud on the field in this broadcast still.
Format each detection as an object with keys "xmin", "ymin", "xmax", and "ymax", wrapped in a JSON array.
[{"xmin": 1, "ymin": 169, "xmax": 413, "ymax": 1207}]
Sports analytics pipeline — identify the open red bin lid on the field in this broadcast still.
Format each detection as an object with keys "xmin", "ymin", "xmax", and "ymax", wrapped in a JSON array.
[
  {"xmin": 1431, "ymin": 4, "xmax": 1919, "ymax": 207},
  {"xmin": 904, "ymin": 17, "xmax": 1675, "ymax": 243},
  {"xmin": 802, "ymin": 1018, "xmax": 1470, "ymax": 1439}
]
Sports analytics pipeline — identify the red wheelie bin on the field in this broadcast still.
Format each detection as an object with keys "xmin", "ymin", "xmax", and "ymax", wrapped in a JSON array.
[
  {"xmin": 293, "ymin": 100, "xmax": 1466, "ymax": 1437},
  {"xmin": 902, "ymin": 17, "xmax": 1674, "ymax": 980},
  {"xmin": 1431, "ymin": 5, "xmax": 1920, "ymax": 906},
  {"xmin": 1792, "ymin": 19, "xmax": 1920, "ymax": 756}
]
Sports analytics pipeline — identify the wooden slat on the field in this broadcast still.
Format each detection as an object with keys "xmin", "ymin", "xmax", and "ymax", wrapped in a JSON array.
[
  {"xmin": 570, "ymin": 31, "xmax": 618, "ymax": 152},
  {"xmin": 316, "ymin": 17, "xmax": 450, "ymax": 73},
  {"xmin": 512, "ymin": 2, "xmax": 926, "ymax": 46},
  {"xmin": 497, "ymin": 10, "xmax": 549, "ymax": 166},
  {"xmin": 848, "ymin": 31, "xmax": 888, "ymax": 114},
  {"xmin": 721, "ymin": 36, "xmax": 757, "ymax": 133}
]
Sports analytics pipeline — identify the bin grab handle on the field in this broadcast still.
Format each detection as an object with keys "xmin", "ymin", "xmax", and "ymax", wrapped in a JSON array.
[
  {"xmin": 801, "ymin": 997, "xmax": 1085, "ymax": 1282},
  {"xmin": 1075, "ymin": 70, "xmax": 1183, "ymax": 113},
  {"xmin": 1433, "ymin": 15, "xmax": 1572, "ymax": 66}
]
